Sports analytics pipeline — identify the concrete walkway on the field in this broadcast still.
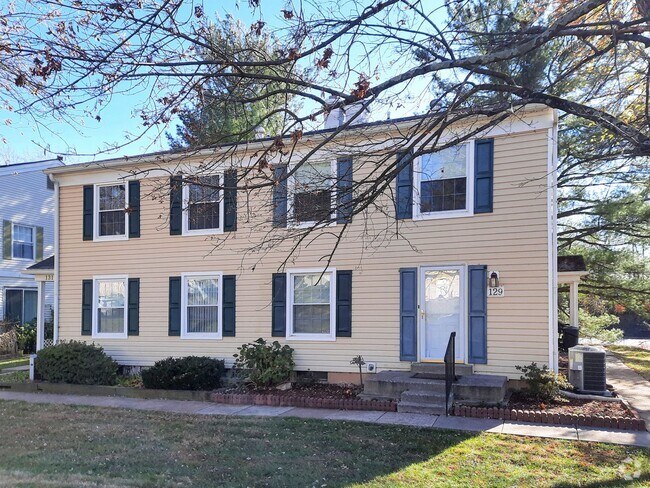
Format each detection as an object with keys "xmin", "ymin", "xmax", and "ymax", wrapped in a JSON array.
[
  {"xmin": 0, "ymin": 390, "xmax": 648, "ymax": 448},
  {"xmin": 607, "ymin": 352, "xmax": 650, "ymax": 430},
  {"xmin": 0, "ymin": 365, "xmax": 29, "ymax": 375},
  {"xmin": 615, "ymin": 339, "xmax": 650, "ymax": 351}
]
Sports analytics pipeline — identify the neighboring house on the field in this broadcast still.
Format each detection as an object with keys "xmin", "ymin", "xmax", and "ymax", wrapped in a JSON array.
[
  {"xmin": 46, "ymin": 105, "xmax": 558, "ymax": 384},
  {"xmin": 0, "ymin": 159, "xmax": 62, "ymax": 324}
]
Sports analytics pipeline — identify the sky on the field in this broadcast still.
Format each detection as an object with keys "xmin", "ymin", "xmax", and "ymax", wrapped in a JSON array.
[{"xmin": 0, "ymin": 0, "xmax": 439, "ymax": 165}]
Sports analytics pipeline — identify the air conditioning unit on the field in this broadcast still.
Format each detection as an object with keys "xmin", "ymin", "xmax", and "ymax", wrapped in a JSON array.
[{"xmin": 568, "ymin": 345, "xmax": 607, "ymax": 394}]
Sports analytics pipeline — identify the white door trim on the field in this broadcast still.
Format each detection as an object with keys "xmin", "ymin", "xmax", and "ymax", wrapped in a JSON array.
[{"xmin": 419, "ymin": 265, "xmax": 467, "ymax": 362}]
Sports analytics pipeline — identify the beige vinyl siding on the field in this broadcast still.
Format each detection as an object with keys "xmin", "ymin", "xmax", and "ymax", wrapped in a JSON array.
[{"xmin": 57, "ymin": 128, "xmax": 552, "ymax": 378}]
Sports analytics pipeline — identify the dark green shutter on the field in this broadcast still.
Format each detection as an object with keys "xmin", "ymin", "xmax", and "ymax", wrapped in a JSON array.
[
  {"xmin": 336, "ymin": 158, "xmax": 353, "ymax": 224},
  {"xmin": 272, "ymin": 165, "xmax": 288, "ymax": 228},
  {"xmin": 399, "ymin": 268, "xmax": 417, "ymax": 361},
  {"xmin": 271, "ymin": 273, "xmax": 286, "ymax": 336},
  {"xmin": 82, "ymin": 185, "xmax": 94, "ymax": 241},
  {"xmin": 169, "ymin": 176, "xmax": 183, "ymax": 235},
  {"xmin": 3, "ymin": 220, "xmax": 12, "ymax": 260},
  {"xmin": 81, "ymin": 279, "xmax": 93, "ymax": 336},
  {"xmin": 336, "ymin": 270, "xmax": 352, "ymax": 337},
  {"xmin": 222, "ymin": 275, "xmax": 236, "ymax": 336},
  {"xmin": 468, "ymin": 265, "xmax": 488, "ymax": 364},
  {"xmin": 35, "ymin": 226, "xmax": 44, "ymax": 261},
  {"xmin": 128, "ymin": 180, "xmax": 141, "ymax": 238},
  {"xmin": 474, "ymin": 139, "xmax": 494, "ymax": 213},
  {"xmin": 224, "ymin": 170, "xmax": 237, "ymax": 232},
  {"xmin": 168, "ymin": 276, "xmax": 181, "ymax": 336},
  {"xmin": 395, "ymin": 151, "xmax": 413, "ymax": 220},
  {"xmin": 127, "ymin": 278, "xmax": 140, "ymax": 336}
]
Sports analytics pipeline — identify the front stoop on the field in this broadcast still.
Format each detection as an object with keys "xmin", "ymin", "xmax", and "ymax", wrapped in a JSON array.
[
  {"xmin": 362, "ymin": 362, "xmax": 507, "ymax": 411},
  {"xmin": 398, "ymin": 389, "xmax": 451, "ymax": 415}
]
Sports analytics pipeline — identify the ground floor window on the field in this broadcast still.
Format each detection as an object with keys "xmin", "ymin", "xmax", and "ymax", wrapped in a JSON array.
[
  {"xmin": 93, "ymin": 277, "xmax": 128, "ymax": 338},
  {"xmin": 182, "ymin": 273, "xmax": 222, "ymax": 339},
  {"xmin": 287, "ymin": 269, "xmax": 336, "ymax": 340},
  {"xmin": 4, "ymin": 288, "xmax": 37, "ymax": 324}
]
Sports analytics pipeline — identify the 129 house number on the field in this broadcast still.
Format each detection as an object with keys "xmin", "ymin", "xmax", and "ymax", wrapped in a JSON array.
[{"xmin": 488, "ymin": 287, "xmax": 505, "ymax": 297}]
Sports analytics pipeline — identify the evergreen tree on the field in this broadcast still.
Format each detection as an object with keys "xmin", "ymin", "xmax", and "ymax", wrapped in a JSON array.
[{"xmin": 167, "ymin": 18, "xmax": 296, "ymax": 149}]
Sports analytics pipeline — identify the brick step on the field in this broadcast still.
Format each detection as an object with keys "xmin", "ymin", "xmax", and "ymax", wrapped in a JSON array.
[
  {"xmin": 397, "ymin": 400, "xmax": 449, "ymax": 415},
  {"xmin": 362, "ymin": 371, "xmax": 447, "ymax": 399},
  {"xmin": 400, "ymin": 389, "xmax": 447, "ymax": 403}
]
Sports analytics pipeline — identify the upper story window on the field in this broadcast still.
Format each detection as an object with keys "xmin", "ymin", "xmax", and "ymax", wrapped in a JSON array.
[
  {"xmin": 12, "ymin": 224, "xmax": 35, "ymax": 260},
  {"xmin": 414, "ymin": 143, "xmax": 473, "ymax": 219},
  {"xmin": 93, "ymin": 276, "xmax": 128, "ymax": 339},
  {"xmin": 287, "ymin": 269, "xmax": 336, "ymax": 341},
  {"xmin": 290, "ymin": 161, "xmax": 335, "ymax": 226},
  {"xmin": 183, "ymin": 175, "xmax": 223, "ymax": 235},
  {"xmin": 95, "ymin": 184, "xmax": 128, "ymax": 240},
  {"xmin": 181, "ymin": 273, "xmax": 222, "ymax": 339}
]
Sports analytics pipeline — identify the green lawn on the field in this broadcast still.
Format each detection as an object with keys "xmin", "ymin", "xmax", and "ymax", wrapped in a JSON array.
[
  {"xmin": 609, "ymin": 346, "xmax": 650, "ymax": 381},
  {"xmin": 0, "ymin": 356, "xmax": 29, "ymax": 372},
  {"xmin": 0, "ymin": 370, "xmax": 29, "ymax": 382},
  {"xmin": 0, "ymin": 401, "xmax": 647, "ymax": 487}
]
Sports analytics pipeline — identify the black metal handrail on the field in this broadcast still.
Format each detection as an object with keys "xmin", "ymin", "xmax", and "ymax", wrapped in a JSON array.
[{"xmin": 444, "ymin": 332, "xmax": 456, "ymax": 416}]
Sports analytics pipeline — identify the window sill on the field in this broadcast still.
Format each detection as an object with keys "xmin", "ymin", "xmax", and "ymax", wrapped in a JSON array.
[
  {"xmin": 413, "ymin": 209, "xmax": 473, "ymax": 221},
  {"xmin": 92, "ymin": 333, "xmax": 128, "ymax": 340},
  {"xmin": 181, "ymin": 228, "xmax": 225, "ymax": 236},
  {"xmin": 93, "ymin": 234, "xmax": 129, "ymax": 242},
  {"xmin": 286, "ymin": 334, "xmax": 336, "ymax": 342},
  {"xmin": 287, "ymin": 220, "xmax": 336, "ymax": 230},
  {"xmin": 180, "ymin": 333, "xmax": 223, "ymax": 340}
]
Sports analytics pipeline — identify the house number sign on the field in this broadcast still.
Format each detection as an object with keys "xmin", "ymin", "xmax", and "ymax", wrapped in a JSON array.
[{"xmin": 488, "ymin": 287, "xmax": 505, "ymax": 297}]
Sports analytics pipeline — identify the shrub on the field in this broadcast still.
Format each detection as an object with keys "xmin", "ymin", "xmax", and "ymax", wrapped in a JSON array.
[
  {"xmin": 35, "ymin": 341, "xmax": 119, "ymax": 385},
  {"xmin": 141, "ymin": 356, "xmax": 225, "ymax": 390},
  {"xmin": 15, "ymin": 323, "xmax": 36, "ymax": 354},
  {"xmin": 116, "ymin": 374, "xmax": 143, "ymax": 388},
  {"xmin": 233, "ymin": 338, "xmax": 295, "ymax": 387},
  {"xmin": 0, "ymin": 328, "xmax": 17, "ymax": 356},
  {"xmin": 516, "ymin": 362, "xmax": 573, "ymax": 402}
]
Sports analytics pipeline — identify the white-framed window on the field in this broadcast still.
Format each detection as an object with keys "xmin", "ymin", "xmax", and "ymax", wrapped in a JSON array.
[
  {"xmin": 93, "ymin": 276, "xmax": 128, "ymax": 339},
  {"xmin": 289, "ymin": 161, "xmax": 336, "ymax": 227},
  {"xmin": 286, "ymin": 268, "xmax": 336, "ymax": 341},
  {"xmin": 182, "ymin": 175, "xmax": 224, "ymax": 235},
  {"xmin": 94, "ymin": 183, "xmax": 128, "ymax": 240},
  {"xmin": 4, "ymin": 288, "xmax": 38, "ymax": 324},
  {"xmin": 413, "ymin": 142, "xmax": 474, "ymax": 220},
  {"xmin": 181, "ymin": 272, "xmax": 222, "ymax": 339},
  {"xmin": 12, "ymin": 224, "xmax": 35, "ymax": 260}
]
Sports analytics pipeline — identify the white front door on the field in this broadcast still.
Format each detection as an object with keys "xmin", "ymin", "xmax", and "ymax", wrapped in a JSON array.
[{"xmin": 420, "ymin": 266, "xmax": 465, "ymax": 362}]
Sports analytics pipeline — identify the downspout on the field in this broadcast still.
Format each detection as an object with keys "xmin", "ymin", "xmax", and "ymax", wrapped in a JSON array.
[
  {"xmin": 52, "ymin": 176, "xmax": 59, "ymax": 345},
  {"xmin": 548, "ymin": 114, "xmax": 559, "ymax": 373}
]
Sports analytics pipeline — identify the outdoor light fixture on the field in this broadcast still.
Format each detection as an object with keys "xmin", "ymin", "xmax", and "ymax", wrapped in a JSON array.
[{"xmin": 489, "ymin": 272, "xmax": 499, "ymax": 288}]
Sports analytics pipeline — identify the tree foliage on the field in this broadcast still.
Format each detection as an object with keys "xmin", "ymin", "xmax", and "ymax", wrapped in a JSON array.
[{"xmin": 167, "ymin": 17, "xmax": 296, "ymax": 149}]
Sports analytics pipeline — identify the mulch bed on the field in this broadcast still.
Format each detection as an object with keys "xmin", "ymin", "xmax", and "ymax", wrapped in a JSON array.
[
  {"xmin": 212, "ymin": 383, "xmax": 397, "ymax": 412},
  {"xmin": 507, "ymin": 391, "xmax": 635, "ymax": 418},
  {"xmin": 455, "ymin": 391, "xmax": 646, "ymax": 431}
]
